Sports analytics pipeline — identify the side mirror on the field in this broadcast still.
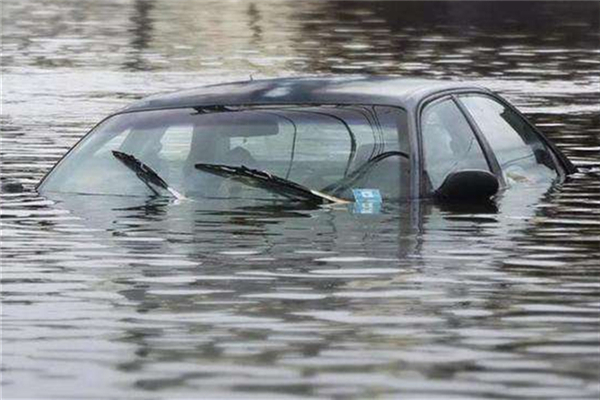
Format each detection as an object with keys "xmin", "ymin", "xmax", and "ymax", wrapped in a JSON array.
[{"xmin": 435, "ymin": 170, "xmax": 499, "ymax": 202}]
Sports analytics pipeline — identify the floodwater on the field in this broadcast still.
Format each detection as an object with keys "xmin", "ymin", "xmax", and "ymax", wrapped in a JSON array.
[{"xmin": 1, "ymin": 1, "xmax": 599, "ymax": 399}]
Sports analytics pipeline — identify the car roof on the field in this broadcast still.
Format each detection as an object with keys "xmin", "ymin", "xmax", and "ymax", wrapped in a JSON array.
[{"xmin": 119, "ymin": 76, "xmax": 490, "ymax": 114}]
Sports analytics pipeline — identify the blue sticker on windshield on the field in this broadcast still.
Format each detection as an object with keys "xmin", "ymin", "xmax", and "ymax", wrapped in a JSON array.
[
  {"xmin": 352, "ymin": 189, "xmax": 382, "ymax": 203},
  {"xmin": 352, "ymin": 189, "xmax": 382, "ymax": 214}
]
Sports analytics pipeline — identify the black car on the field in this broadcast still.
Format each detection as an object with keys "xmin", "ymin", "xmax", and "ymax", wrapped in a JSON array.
[{"xmin": 37, "ymin": 76, "xmax": 576, "ymax": 205}]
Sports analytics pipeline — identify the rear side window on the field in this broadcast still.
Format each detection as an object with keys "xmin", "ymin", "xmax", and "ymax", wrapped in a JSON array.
[
  {"xmin": 421, "ymin": 99, "xmax": 490, "ymax": 191},
  {"xmin": 459, "ymin": 95, "xmax": 557, "ymax": 184}
]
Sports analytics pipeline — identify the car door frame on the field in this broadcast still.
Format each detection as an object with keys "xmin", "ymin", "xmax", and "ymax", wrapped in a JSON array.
[
  {"xmin": 415, "ymin": 88, "xmax": 576, "ymax": 198},
  {"xmin": 453, "ymin": 92, "xmax": 576, "ymax": 180},
  {"xmin": 415, "ymin": 88, "xmax": 506, "ymax": 198}
]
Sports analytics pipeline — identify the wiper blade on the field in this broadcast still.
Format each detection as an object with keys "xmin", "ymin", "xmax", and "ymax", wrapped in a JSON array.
[
  {"xmin": 194, "ymin": 163, "xmax": 348, "ymax": 204},
  {"xmin": 112, "ymin": 150, "xmax": 183, "ymax": 199}
]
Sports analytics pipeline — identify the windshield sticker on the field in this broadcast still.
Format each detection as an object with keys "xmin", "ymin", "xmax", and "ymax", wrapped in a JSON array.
[
  {"xmin": 352, "ymin": 189, "xmax": 382, "ymax": 214},
  {"xmin": 352, "ymin": 188, "xmax": 382, "ymax": 203}
]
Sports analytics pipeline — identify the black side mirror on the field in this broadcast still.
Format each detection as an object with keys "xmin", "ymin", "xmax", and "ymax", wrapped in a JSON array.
[{"xmin": 435, "ymin": 170, "xmax": 499, "ymax": 202}]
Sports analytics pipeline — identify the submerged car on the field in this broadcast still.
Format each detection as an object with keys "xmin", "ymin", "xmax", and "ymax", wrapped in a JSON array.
[{"xmin": 37, "ymin": 76, "xmax": 576, "ymax": 205}]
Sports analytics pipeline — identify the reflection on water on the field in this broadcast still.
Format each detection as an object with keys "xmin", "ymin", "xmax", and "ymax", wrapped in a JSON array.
[{"xmin": 1, "ymin": 1, "xmax": 599, "ymax": 398}]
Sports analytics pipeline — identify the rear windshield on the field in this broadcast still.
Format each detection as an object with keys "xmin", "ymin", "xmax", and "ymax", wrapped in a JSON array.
[{"xmin": 39, "ymin": 105, "xmax": 409, "ymax": 200}]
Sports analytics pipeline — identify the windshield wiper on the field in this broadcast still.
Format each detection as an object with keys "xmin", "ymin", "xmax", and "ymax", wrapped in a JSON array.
[
  {"xmin": 112, "ymin": 150, "xmax": 184, "ymax": 199},
  {"xmin": 194, "ymin": 163, "xmax": 348, "ymax": 204}
]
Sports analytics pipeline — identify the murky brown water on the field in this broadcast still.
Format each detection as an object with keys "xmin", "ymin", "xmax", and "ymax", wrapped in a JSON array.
[{"xmin": 2, "ymin": 1, "xmax": 599, "ymax": 399}]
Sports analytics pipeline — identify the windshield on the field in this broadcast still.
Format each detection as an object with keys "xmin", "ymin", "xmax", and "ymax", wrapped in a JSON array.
[{"xmin": 39, "ymin": 105, "xmax": 409, "ymax": 201}]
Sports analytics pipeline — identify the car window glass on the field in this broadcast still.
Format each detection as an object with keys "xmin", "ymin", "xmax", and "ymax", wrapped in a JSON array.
[
  {"xmin": 57, "ymin": 124, "xmax": 152, "ymax": 196},
  {"xmin": 278, "ymin": 110, "xmax": 352, "ymax": 178},
  {"xmin": 460, "ymin": 95, "xmax": 557, "ymax": 185},
  {"xmin": 100, "ymin": 129, "xmax": 129, "ymax": 152},
  {"xmin": 40, "ymin": 106, "xmax": 410, "ymax": 200},
  {"xmin": 421, "ymin": 99, "xmax": 490, "ymax": 190},
  {"xmin": 160, "ymin": 125, "xmax": 194, "ymax": 163},
  {"xmin": 280, "ymin": 106, "xmax": 409, "ymax": 199},
  {"xmin": 228, "ymin": 113, "xmax": 295, "ymax": 177},
  {"xmin": 375, "ymin": 105, "xmax": 408, "ymax": 152}
]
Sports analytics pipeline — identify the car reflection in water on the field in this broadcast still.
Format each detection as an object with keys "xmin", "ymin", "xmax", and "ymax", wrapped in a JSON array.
[{"xmin": 42, "ymin": 174, "xmax": 556, "ymax": 295}]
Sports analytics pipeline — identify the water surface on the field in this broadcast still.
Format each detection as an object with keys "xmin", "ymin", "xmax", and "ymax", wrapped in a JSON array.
[{"xmin": 2, "ymin": 1, "xmax": 599, "ymax": 399}]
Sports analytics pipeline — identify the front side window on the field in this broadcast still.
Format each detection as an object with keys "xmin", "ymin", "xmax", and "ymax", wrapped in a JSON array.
[
  {"xmin": 39, "ymin": 105, "xmax": 410, "ymax": 201},
  {"xmin": 421, "ymin": 99, "xmax": 490, "ymax": 191},
  {"xmin": 459, "ymin": 95, "xmax": 558, "ymax": 185}
]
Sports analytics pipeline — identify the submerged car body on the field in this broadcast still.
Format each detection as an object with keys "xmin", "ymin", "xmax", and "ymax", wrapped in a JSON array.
[{"xmin": 37, "ymin": 76, "xmax": 576, "ymax": 204}]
